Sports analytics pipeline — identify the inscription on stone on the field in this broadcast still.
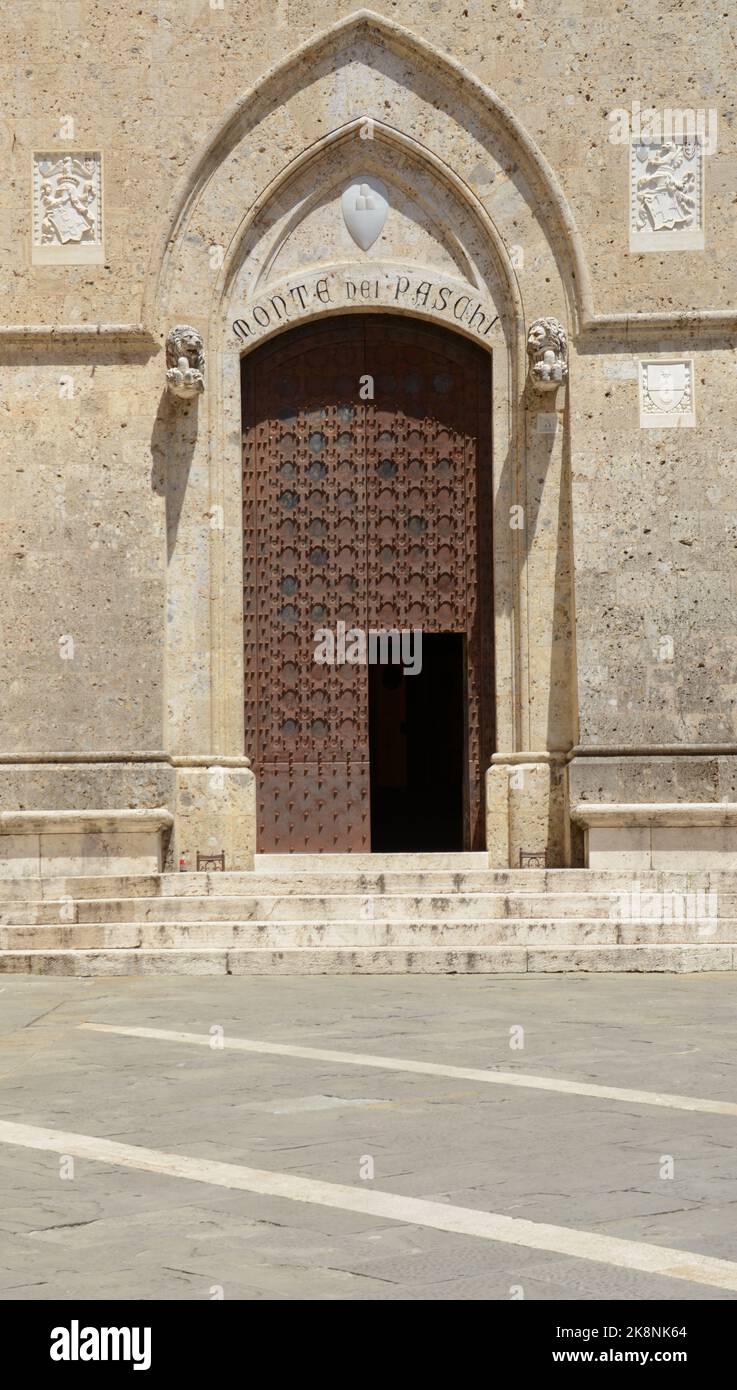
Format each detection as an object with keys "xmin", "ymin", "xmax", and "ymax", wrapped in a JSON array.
[{"xmin": 232, "ymin": 268, "xmax": 500, "ymax": 345}]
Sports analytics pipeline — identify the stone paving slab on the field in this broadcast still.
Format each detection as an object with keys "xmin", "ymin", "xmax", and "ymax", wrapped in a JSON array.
[{"xmin": 1, "ymin": 974, "xmax": 737, "ymax": 1299}]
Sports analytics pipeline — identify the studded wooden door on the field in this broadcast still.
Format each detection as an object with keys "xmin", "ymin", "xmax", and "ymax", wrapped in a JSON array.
[{"xmin": 242, "ymin": 314, "xmax": 493, "ymax": 852}]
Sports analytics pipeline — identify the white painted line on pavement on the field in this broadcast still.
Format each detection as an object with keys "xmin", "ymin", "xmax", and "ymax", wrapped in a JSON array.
[
  {"xmin": 80, "ymin": 1023, "xmax": 737, "ymax": 1118},
  {"xmin": 1, "ymin": 1117, "xmax": 736, "ymax": 1292}
]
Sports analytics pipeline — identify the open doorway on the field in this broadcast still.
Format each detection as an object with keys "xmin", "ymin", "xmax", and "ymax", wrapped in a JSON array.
[
  {"xmin": 242, "ymin": 313, "xmax": 493, "ymax": 852},
  {"xmin": 369, "ymin": 633, "xmax": 465, "ymax": 851}
]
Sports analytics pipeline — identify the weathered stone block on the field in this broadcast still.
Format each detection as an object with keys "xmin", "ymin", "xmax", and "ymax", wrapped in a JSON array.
[{"xmin": 171, "ymin": 763, "xmax": 256, "ymax": 873}]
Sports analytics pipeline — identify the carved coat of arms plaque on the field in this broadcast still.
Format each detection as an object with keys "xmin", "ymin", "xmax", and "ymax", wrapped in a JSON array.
[
  {"xmin": 32, "ymin": 152, "xmax": 104, "ymax": 264},
  {"xmin": 629, "ymin": 140, "xmax": 703, "ymax": 252},
  {"xmin": 639, "ymin": 359, "xmax": 695, "ymax": 428}
]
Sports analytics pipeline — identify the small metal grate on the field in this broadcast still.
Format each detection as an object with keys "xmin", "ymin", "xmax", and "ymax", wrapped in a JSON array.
[{"xmin": 196, "ymin": 851, "xmax": 226, "ymax": 872}]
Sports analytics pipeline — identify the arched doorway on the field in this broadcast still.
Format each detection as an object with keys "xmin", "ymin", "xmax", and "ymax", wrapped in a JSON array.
[{"xmin": 242, "ymin": 313, "xmax": 494, "ymax": 853}]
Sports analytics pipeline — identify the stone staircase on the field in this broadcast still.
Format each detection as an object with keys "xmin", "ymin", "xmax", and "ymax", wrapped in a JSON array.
[{"xmin": 0, "ymin": 853, "xmax": 735, "ymax": 975}]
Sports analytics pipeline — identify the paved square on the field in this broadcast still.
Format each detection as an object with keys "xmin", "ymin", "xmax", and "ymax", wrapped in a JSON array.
[{"xmin": 1, "ymin": 973, "xmax": 736, "ymax": 1300}]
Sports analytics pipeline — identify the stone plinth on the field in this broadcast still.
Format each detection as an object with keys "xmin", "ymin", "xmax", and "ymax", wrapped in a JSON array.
[
  {"xmin": 486, "ymin": 754, "xmax": 568, "ymax": 868},
  {"xmin": 171, "ymin": 760, "xmax": 256, "ymax": 872},
  {"xmin": 0, "ymin": 808, "xmax": 173, "ymax": 878},
  {"xmin": 573, "ymin": 802, "xmax": 737, "ymax": 871}
]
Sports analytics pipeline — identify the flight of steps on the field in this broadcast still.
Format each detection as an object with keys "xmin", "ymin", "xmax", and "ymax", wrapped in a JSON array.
[{"xmin": 0, "ymin": 853, "xmax": 735, "ymax": 975}]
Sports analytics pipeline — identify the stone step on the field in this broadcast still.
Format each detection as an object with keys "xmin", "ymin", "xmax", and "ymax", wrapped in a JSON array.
[
  {"xmin": 0, "ymin": 943, "xmax": 734, "ymax": 976},
  {"xmin": 0, "ymin": 868, "xmax": 731, "ymax": 902},
  {"xmin": 253, "ymin": 852, "xmax": 490, "ymax": 871},
  {"xmin": 0, "ymin": 919, "xmax": 733, "ymax": 951},
  {"xmin": 0, "ymin": 888, "xmax": 729, "ymax": 927},
  {"xmin": 0, "ymin": 919, "xmax": 616, "ymax": 950},
  {"xmin": 1, "ymin": 854, "xmax": 732, "ymax": 974},
  {"xmin": 0, "ymin": 890, "xmax": 699, "ymax": 926}
]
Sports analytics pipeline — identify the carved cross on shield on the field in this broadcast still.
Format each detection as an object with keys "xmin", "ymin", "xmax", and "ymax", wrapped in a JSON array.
[
  {"xmin": 642, "ymin": 361, "xmax": 691, "ymax": 412},
  {"xmin": 341, "ymin": 176, "xmax": 388, "ymax": 251}
]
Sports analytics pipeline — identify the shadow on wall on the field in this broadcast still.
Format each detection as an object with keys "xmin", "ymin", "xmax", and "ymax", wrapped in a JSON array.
[{"xmin": 150, "ymin": 389, "xmax": 200, "ymax": 560}]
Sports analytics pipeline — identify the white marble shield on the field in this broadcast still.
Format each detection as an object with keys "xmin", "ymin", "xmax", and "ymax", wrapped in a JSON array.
[
  {"xmin": 644, "ymin": 361, "xmax": 690, "ymax": 411},
  {"xmin": 341, "ymin": 176, "xmax": 388, "ymax": 251}
]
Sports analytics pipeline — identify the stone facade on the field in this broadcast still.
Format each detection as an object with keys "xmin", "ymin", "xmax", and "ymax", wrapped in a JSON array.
[{"xmin": 1, "ymin": 3, "xmax": 735, "ymax": 875}]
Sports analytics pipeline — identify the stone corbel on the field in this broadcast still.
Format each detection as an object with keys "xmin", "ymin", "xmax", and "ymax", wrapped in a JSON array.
[
  {"xmin": 166, "ymin": 324, "xmax": 205, "ymax": 399},
  {"xmin": 526, "ymin": 316, "xmax": 568, "ymax": 391}
]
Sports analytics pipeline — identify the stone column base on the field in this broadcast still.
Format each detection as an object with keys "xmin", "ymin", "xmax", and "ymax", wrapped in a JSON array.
[
  {"xmin": 573, "ymin": 802, "xmax": 737, "ymax": 870},
  {"xmin": 170, "ymin": 759, "xmax": 256, "ymax": 871},
  {"xmin": 486, "ymin": 754, "xmax": 569, "ymax": 867}
]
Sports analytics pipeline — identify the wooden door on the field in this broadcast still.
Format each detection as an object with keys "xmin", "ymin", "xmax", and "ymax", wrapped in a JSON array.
[{"xmin": 242, "ymin": 314, "xmax": 493, "ymax": 851}]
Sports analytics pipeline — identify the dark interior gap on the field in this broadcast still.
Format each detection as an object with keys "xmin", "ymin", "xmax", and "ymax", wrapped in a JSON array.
[{"xmin": 369, "ymin": 632, "xmax": 465, "ymax": 851}]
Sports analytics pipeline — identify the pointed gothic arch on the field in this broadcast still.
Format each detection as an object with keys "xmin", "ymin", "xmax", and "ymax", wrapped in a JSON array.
[
  {"xmin": 157, "ymin": 9, "xmax": 577, "ymax": 865},
  {"xmin": 149, "ymin": 8, "xmax": 585, "ymax": 330}
]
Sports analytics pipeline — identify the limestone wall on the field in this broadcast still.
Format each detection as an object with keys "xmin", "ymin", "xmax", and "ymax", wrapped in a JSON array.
[
  {"xmin": 0, "ymin": 347, "xmax": 165, "ymax": 754},
  {"xmin": 1, "ymin": 1, "xmax": 735, "ymax": 870},
  {"xmin": 0, "ymin": 2, "xmax": 732, "ymax": 320}
]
